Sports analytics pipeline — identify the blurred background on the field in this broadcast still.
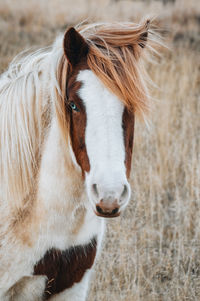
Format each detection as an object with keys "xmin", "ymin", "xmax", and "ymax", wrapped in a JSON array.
[{"xmin": 0, "ymin": 0, "xmax": 199, "ymax": 300}]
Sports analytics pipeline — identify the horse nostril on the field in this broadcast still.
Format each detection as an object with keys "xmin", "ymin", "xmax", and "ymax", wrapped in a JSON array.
[
  {"xmin": 111, "ymin": 207, "xmax": 119, "ymax": 215},
  {"xmin": 92, "ymin": 184, "xmax": 99, "ymax": 197},
  {"xmin": 96, "ymin": 205, "xmax": 103, "ymax": 214}
]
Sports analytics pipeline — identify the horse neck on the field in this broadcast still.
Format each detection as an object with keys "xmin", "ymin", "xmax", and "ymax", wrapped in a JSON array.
[{"xmin": 37, "ymin": 116, "xmax": 85, "ymax": 216}]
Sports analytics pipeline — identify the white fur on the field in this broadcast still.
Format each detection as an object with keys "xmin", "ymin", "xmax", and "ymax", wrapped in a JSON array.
[
  {"xmin": 0, "ymin": 117, "xmax": 104, "ymax": 301},
  {"xmin": 78, "ymin": 70, "xmax": 131, "ymax": 211},
  {"xmin": 4, "ymin": 276, "xmax": 47, "ymax": 301}
]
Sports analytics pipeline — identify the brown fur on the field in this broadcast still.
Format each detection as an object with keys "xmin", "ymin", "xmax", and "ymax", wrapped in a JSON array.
[
  {"xmin": 63, "ymin": 27, "xmax": 89, "ymax": 68},
  {"xmin": 65, "ymin": 60, "xmax": 90, "ymax": 174},
  {"xmin": 34, "ymin": 238, "xmax": 97, "ymax": 299},
  {"xmin": 123, "ymin": 108, "xmax": 135, "ymax": 178}
]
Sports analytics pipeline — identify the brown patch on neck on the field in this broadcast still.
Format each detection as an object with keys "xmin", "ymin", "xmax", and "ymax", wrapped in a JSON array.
[
  {"xmin": 66, "ymin": 60, "xmax": 90, "ymax": 175},
  {"xmin": 122, "ymin": 108, "xmax": 135, "ymax": 178},
  {"xmin": 10, "ymin": 188, "xmax": 39, "ymax": 247},
  {"xmin": 34, "ymin": 237, "xmax": 97, "ymax": 299}
]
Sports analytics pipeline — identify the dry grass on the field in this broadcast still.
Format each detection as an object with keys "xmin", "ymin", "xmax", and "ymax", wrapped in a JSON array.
[{"xmin": 0, "ymin": 0, "xmax": 199, "ymax": 300}]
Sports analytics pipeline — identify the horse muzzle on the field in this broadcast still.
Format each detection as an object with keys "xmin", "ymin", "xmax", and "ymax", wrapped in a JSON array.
[
  {"xmin": 88, "ymin": 181, "xmax": 131, "ymax": 218},
  {"xmin": 95, "ymin": 199, "xmax": 120, "ymax": 218}
]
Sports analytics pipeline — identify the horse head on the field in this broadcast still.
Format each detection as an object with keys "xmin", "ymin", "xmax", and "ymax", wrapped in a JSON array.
[{"xmin": 62, "ymin": 24, "xmax": 149, "ymax": 218}]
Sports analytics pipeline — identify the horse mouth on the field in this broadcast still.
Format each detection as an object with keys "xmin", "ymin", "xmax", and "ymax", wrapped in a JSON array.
[{"xmin": 94, "ymin": 210, "xmax": 120, "ymax": 218}]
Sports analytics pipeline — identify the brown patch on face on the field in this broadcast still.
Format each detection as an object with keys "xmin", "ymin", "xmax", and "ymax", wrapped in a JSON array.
[
  {"xmin": 63, "ymin": 27, "xmax": 91, "ymax": 174},
  {"xmin": 34, "ymin": 238, "xmax": 97, "ymax": 299},
  {"xmin": 66, "ymin": 60, "xmax": 90, "ymax": 175},
  {"xmin": 122, "ymin": 108, "xmax": 135, "ymax": 178}
]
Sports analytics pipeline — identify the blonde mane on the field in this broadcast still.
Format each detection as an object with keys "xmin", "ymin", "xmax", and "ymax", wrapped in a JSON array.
[
  {"xmin": 85, "ymin": 21, "xmax": 152, "ymax": 116},
  {"xmin": 0, "ymin": 20, "xmax": 157, "ymax": 206}
]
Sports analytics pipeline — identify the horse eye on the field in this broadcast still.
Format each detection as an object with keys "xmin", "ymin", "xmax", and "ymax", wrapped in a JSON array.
[{"xmin": 69, "ymin": 101, "xmax": 79, "ymax": 112}]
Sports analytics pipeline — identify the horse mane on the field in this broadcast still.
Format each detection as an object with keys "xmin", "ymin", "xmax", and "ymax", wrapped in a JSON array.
[
  {"xmin": 85, "ymin": 20, "xmax": 154, "ymax": 116},
  {"xmin": 0, "ymin": 48, "xmax": 57, "ymax": 205},
  {"xmin": 0, "ymin": 20, "xmax": 157, "ymax": 206}
]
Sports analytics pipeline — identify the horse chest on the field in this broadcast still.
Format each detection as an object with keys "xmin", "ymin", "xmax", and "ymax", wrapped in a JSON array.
[{"xmin": 33, "ymin": 237, "xmax": 97, "ymax": 299}]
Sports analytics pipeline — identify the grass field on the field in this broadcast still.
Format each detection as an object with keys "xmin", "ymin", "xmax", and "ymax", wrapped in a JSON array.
[{"xmin": 0, "ymin": 0, "xmax": 199, "ymax": 300}]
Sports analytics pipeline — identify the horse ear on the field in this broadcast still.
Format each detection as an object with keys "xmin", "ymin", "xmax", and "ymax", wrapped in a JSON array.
[{"xmin": 63, "ymin": 27, "xmax": 89, "ymax": 67}]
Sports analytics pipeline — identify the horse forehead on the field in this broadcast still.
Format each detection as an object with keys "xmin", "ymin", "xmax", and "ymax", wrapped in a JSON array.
[{"xmin": 77, "ymin": 69, "xmax": 124, "ymax": 116}]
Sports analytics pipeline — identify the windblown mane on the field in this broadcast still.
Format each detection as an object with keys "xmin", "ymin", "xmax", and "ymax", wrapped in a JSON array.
[
  {"xmin": 0, "ymin": 47, "xmax": 60, "ymax": 205},
  {"xmin": 0, "ymin": 20, "xmax": 157, "ymax": 206},
  {"xmin": 85, "ymin": 21, "xmax": 152, "ymax": 115}
]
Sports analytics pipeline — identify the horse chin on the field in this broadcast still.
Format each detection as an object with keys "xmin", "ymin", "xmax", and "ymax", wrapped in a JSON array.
[{"xmin": 94, "ymin": 210, "xmax": 121, "ymax": 218}]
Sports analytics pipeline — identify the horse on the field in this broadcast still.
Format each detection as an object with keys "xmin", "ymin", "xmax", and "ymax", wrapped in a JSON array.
[{"xmin": 0, "ymin": 20, "xmax": 155, "ymax": 300}]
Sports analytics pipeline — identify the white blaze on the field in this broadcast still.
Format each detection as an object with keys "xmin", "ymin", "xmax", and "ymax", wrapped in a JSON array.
[{"xmin": 77, "ymin": 70, "xmax": 131, "ymax": 210}]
